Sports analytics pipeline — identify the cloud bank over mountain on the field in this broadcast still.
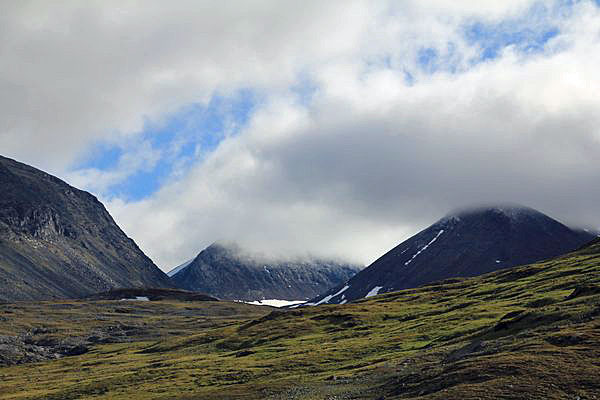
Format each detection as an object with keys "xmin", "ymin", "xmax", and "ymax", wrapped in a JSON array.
[{"xmin": 2, "ymin": 1, "xmax": 599, "ymax": 268}]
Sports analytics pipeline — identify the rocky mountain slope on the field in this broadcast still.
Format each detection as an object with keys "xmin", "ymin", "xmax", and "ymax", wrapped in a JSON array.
[
  {"xmin": 308, "ymin": 205, "xmax": 596, "ymax": 305},
  {"xmin": 0, "ymin": 155, "xmax": 173, "ymax": 301},
  {"xmin": 170, "ymin": 242, "xmax": 361, "ymax": 301}
]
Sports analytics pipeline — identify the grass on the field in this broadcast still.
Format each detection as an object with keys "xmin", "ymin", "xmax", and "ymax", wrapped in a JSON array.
[{"xmin": 1, "ymin": 240, "xmax": 600, "ymax": 399}]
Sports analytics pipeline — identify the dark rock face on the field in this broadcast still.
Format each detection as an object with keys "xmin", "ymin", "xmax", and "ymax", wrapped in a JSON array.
[
  {"xmin": 0, "ymin": 155, "xmax": 173, "ymax": 301},
  {"xmin": 171, "ymin": 242, "xmax": 361, "ymax": 301},
  {"xmin": 309, "ymin": 205, "xmax": 596, "ymax": 305}
]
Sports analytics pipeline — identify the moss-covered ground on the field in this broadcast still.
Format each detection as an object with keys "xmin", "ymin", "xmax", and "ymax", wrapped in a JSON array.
[{"xmin": 1, "ymin": 240, "xmax": 599, "ymax": 399}]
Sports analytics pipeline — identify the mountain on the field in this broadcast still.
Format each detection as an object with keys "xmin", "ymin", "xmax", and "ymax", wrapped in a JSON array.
[
  {"xmin": 0, "ymin": 155, "xmax": 173, "ymax": 301},
  {"xmin": 308, "ymin": 205, "xmax": 596, "ymax": 305},
  {"xmin": 167, "ymin": 259, "xmax": 193, "ymax": 277},
  {"xmin": 170, "ymin": 242, "xmax": 361, "ymax": 301}
]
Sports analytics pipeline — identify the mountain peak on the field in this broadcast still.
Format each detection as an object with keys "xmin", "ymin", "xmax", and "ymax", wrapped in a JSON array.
[
  {"xmin": 443, "ymin": 203, "xmax": 540, "ymax": 220},
  {"xmin": 170, "ymin": 241, "xmax": 361, "ymax": 301},
  {"xmin": 436, "ymin": 204, "xmax": 544, "ymax": 231},
  {"xmin": 308, "ymin": 204, "xmax": 595, "ymax": 306}
]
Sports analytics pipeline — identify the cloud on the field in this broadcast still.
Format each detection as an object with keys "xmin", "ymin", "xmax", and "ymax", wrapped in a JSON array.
[
  {"xmin": 63, "ymin": 90, "xmax": 258, "ymax": 200},
  {"xmin": 0, "ymin": 0, "xmax": 542, "ymax": 172},
  {"xmin": 2, "ymin": 1, "xmax": 600, "ymax": 269},
  {"xmin": 0, "ymin": 0, "xmax": 375, "ymax": 171}
]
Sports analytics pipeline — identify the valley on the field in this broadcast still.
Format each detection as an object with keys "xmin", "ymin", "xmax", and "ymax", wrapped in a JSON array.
[{"xmin": 1, "ymin": 239, "xmax": 599, "ymax": 399}]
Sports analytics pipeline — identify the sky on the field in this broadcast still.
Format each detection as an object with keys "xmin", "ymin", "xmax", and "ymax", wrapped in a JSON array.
[{"xmin": 2, "ymin": 0, "xmax": 600, "ymax": 270}]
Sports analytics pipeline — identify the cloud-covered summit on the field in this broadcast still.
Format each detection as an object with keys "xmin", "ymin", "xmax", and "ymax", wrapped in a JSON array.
[{"xmin": 2, "ymin": 1, "xmax": 599, "ymax": 269}]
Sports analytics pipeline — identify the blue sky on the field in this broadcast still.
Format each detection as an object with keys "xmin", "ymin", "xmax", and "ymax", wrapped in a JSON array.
[
  {"xmin": 75, "ymin": 90, "xmax": 259, "ymax": 200},
  {"xmin": 73, "ymin": 1, "xmax": 578, "ymax": 202},
  {"xmin": 417, "ymin": 1, "xmax": 571, "ymax": 74},
  {"xmin": 463, "ymin": 1, "xmax": 564, "ymax": 62}
]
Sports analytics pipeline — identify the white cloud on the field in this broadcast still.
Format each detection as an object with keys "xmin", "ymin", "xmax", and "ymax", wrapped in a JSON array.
[
  {"xmin": 0, "ymin": 0, "xmax": 372, "ymax": 171},
  {"xmin": 2, "ymin": 1, "xmax": 600, "ymax": 269},
  {"xmin": 0, "ymin": 0, "xmax": 544, "ymax": 173},
  {"xmin": 65, "ymin": 139, "xmax": 161, "ymax": 195}
]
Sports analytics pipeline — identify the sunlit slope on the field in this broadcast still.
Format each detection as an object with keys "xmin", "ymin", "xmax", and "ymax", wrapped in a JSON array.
[{"xmin": 1, "ymin": 239, "xmax": 599, "ymax": 399}]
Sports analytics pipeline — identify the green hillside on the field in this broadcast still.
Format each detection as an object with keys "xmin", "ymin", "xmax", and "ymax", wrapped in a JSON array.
[{"xmin": 1, "ymin": 239, "xmax": 599, "ymax": 399}]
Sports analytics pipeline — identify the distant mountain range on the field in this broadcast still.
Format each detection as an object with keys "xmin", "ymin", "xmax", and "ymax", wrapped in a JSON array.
[
  {"xmin": 307, "ymin": 205, "xmax": 596, "ymax": 305},
  {"xmin": 2, "ymin": 154, "xmax": 597, "ymax": 308},
  {"xmin": 169, "ymin": 242, "xmax": 361, "ymax": 301},
  {"xmin": 0, "ymin": 155, "xmax": 173, "ymax": 301}
]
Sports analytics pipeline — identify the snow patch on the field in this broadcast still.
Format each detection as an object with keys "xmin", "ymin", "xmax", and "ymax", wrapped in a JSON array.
[
  {"xmin": 365, "ymin": 286, "xmax": 383, "ymax": 298},
  {"xmin": 246, "ymin": 299, "xmax": 306, "ymax": 308},
  {"xmin": 339, "ymin": 300, "xmax": 347, "ymax": 305},
  {"xmin": 314, "ymin": 285, "xmax": 350, "ymax": 306},
  {"xmin": 120, "ymin": 296, "xmax": 149, "ymax": 302},
  {"xmin": 404, "ymin": 230, "xmax": 444, "ymax": 266},
  {"xmin": 495, "ymin": 259, "xmax": 501, "ymax": 263}
]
